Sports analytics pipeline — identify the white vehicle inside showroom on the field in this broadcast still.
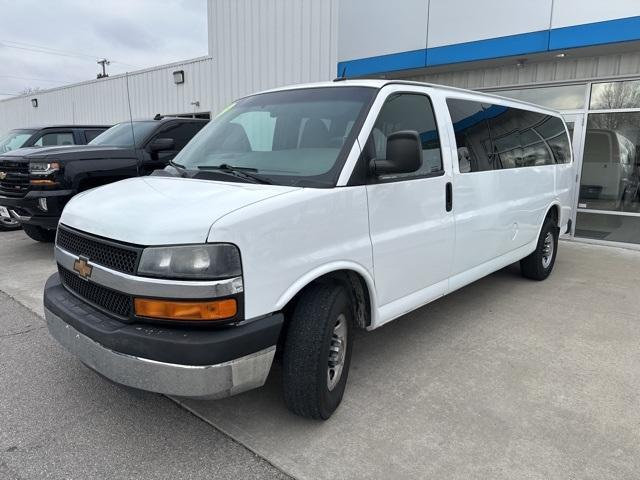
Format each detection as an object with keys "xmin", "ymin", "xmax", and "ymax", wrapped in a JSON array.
[{"xmin": 44, "ymin": 80, "xmax": 573, "ymax": 419}]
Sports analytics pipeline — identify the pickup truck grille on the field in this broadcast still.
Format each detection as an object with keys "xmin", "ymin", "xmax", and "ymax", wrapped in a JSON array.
[
  {"xmin": 58, "ymin": 265, "xmax": 133, "ymax": 319},
  {"xmin": 56, "ymin": 226, "xmax": 142, "ymax": 275},
  {"xmin": 0, "ymin": 160, "xmax": 30, "ymax": 198}
]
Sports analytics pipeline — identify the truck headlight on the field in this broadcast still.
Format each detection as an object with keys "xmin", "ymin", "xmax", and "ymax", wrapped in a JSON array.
[
  {"xmin": 29, "ymin": 161, "xmax": 60, "ymax": 175},
  {"xmin": 137, "ymin": 244, "xmax": 242, "ymax": 280}
]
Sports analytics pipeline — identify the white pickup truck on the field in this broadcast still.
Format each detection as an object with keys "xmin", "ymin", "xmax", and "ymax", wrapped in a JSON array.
[{"xmin": 44, "ymin": 80, "xmax": 574, "ymax": 419}]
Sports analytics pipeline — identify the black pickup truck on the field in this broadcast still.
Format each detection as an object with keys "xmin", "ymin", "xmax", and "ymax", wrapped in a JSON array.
[
  {"xmin": 0, "ymin": 117, "xmax": 207, "ymax": 241},
  {"xmin": 0, "ymin": 124, "xmax": 110, "ymax": 230}
]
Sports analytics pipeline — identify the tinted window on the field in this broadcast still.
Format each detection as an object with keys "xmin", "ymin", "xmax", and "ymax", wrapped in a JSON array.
[
  {"xmin": 33, "ymin": 132, "xmax": 75, "ymax": 147},
  {"xmin": 447, "ymin": 98, "xmax": 571, "ymax": 171},
  {"xmin": 84, "ymin": 129, "xmax": 106, "ymax": 143},
  {"xmin": 446, "ymin": 99, "xmax": 493, "ymax": 172},
  {"xmin": 89, "ymin": 122, "xmax": 157, "ymax": 147},
  {"xmin": 371, "ymin": 93, "xmax": 442, "ymax": 179},
  {"xmin": 535, "ymin": 116, "xmax": 571, "ymax": 164},
  {"xmin": 156, "ymin": 122, "xmax": 207, "ymax": 150}
]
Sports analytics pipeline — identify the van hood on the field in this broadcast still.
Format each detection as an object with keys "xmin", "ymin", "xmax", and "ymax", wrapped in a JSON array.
[{"xmin": 60, "ymin": 176, "xmax": 300, "ymax": 245}]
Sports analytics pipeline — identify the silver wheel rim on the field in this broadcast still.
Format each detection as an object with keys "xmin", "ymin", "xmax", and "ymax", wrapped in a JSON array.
[
  {"xmin": 542, "ymin": 232, "xmax": 554, "ymax": 269},
  {"xmin": 327, "ymin": 313, "xmax": 347, "ymax": 391},
  {"xmin": 0, "ymin": 216, "xmax": 19, "ymax": 228}
]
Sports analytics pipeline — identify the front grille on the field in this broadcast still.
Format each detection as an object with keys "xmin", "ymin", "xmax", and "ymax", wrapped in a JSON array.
[
  {"xmin": 59, "ymin": 265, "xmax": 132, "ymax": 318},
  {"xmin": 56, "ymin": 226, "xmax": 141, "ymax": 274},
  {"xmin": 0, "ymin": 160, "xmax": 30, "ymax": 198}
]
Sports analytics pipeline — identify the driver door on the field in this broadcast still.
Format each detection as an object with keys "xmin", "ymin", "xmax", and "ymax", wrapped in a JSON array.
[{"xmin": 364, "ymin": 88, "xmax": 455, "ymax": 323}]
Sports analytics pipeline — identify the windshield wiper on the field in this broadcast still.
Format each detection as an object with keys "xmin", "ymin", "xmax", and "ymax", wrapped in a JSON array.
[{"xmin": 197, "ymin": 164, "xmax": 273, "ymax": 184}]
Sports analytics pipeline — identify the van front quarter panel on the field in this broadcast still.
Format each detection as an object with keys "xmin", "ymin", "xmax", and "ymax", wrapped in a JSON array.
[{"xmin": 207, "ymin": 186, "xmax": 376, "ymax": 323}]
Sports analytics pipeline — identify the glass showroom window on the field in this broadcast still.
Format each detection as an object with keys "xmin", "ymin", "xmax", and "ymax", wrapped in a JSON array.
[
  {"xmin": 576, "ymin": 110, "xmax": 640, "ymax": 244},
  {"xmin": 494, "ymin": 84, "xmax": 587, "ymax": 111}
]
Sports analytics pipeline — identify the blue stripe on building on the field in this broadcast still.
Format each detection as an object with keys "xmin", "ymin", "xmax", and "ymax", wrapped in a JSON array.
[{"xmin": 337, "ymin": 16, "xmax": 640, "ymax": 77}]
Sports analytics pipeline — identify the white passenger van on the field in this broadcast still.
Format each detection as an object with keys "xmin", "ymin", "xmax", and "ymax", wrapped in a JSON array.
[{"xmin": 44, "ymin": 80, "xmax": 574, "ymax": 419}]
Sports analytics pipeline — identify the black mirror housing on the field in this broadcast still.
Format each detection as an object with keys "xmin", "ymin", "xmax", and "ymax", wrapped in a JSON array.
[
  {"xmin": 149, "ymin": 137, "xmax": 176, "ymax": 152},
  {"xmin": 372, "ymin": 130, "xmax": 422, "ymax": 176}
]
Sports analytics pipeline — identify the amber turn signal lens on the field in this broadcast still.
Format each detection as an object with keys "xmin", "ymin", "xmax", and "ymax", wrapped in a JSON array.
[
  {"xmin": 30, "ymin": 179, "xmax": 58, "ymax": 185},
  {"xmin": 134, "ymin": 298, "xmax": 237, "ymax": 321}
]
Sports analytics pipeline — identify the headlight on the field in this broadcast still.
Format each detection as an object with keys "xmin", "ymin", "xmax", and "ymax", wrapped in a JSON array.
[
  {"xmin": 29, "ymin": 161, "xmax": 60, "ymax": 175},
  {"xmin": 138, "ymin": 244, "xmax": 242, "ymax": 280}
]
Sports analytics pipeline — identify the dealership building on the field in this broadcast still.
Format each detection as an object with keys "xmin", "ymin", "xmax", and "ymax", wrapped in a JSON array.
[{"xmin": 1, "ymin": 0, "xmax": 640, "ymax": 246}]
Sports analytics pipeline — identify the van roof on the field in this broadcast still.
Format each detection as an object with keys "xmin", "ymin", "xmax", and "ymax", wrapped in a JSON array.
[{"xmin": 255, "ymin": 79, "xmax": 562, "ymax": 116}]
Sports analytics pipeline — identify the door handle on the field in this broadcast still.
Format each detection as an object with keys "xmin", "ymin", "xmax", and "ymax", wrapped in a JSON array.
[{"xmin": 445, "ymin": 182, "xmax": 453, "ymax": 212}]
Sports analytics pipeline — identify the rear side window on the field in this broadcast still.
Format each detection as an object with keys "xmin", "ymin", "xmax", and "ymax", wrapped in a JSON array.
[
  {"xmin": 447, "ymin": 98, "xmax": 571, "ymax": 171},
  {"xmin": 33, "ymin": 132, "xmax": 75, "ymax": 147},
  {"xmin": 370, "ymin": 93, "xmax": 442, "ymax": 180},
  {"xmin": 84, "ymin": 129, "xmax": 105, "ymax": 143},
  {"xmin": 158, "ymin": 122, "xmax": 207, "ymax": 150},
  {"xmin": 446, "ymin": 99, "xmax": 494, "ymax": 172}
]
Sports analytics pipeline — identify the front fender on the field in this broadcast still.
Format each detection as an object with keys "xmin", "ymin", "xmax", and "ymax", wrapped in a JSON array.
[{"xmin": 275, "ymin": 260, "xmax": 378, "ymax": 327}]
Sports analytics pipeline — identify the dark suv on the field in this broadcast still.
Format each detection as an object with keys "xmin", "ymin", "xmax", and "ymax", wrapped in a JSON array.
[
  {"xmin": 0, "ymin": 125, "xmax": 109, "ymax": 230},
  {"xmin": 0, "ymin": 117, "xmax": 207, "ymax": 241}
]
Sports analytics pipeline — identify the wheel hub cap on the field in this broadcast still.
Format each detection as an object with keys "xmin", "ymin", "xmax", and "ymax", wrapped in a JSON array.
[
  {"xmin": 542, "ymin": 232, "xmax": 554, "ymax": 269},
  {"xmin": 327, "ymin": 314, "xmax": 347, "ymax": 391}
]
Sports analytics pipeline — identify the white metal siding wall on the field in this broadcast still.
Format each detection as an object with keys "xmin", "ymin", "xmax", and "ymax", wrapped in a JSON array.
[
  {"xmin": 337, "ymin": 0, "xmax": 640, "ymax": 62},
  {"xmin": 0, "ymin": 57, "xmax": 214, "ymax": 132},
  {"xmin": 404, "ymin": 51, "xmax": 640, "ymax": 90},
  {"xmin": 208, "ymin": 0, "xmax": 338, "ymax": 113}
]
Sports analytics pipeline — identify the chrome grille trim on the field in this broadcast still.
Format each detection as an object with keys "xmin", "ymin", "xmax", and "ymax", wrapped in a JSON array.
[{"xmin": 55, "ymin": 245, "xmax": 244, "ymax": 299}]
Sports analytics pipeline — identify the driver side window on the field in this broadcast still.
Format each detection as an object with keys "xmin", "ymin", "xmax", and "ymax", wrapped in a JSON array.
[{"xmin": 370, "ymin": 93, "xmax": 443, "ymax": 180}]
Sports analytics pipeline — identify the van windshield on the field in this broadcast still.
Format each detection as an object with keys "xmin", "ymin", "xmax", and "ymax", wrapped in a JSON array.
[{"xmin": 173, "ymin": 87, "xmax": 376, "ymax": 187}]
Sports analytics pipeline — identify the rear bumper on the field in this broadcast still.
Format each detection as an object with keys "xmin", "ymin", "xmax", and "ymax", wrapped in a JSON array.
[
  {"xmin": 44, "ymin": 273, "xmax": 283, "ymax": 398},
  {"xmin": 0, "ymin": 190, "xmax": 73, "ymax": 229}
]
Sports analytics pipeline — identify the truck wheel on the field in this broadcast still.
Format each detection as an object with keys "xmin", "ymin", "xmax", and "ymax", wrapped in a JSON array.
[
  {"xmin": 520, "ymin": 216, "xmax": 558, "ymax": 281},
  {"xmin": 0, "ymin": 216, "xmax": 21, "ymax": 231},
  {"xmin": 282, "ymin": 283, "xmax": 354, "ymax": 420},
  {"xmin": 23, "ymin": 225, "xmax": 56, "ymax": 243}
]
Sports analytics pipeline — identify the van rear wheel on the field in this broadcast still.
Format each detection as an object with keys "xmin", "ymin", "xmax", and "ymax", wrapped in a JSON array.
[
  {"xmin": 520, "ymin": 216, "xmax": 558, "ymax": 281},
  {"xmin": 282, "ymin": 283, "xmax": 354, "ymax": 420}
]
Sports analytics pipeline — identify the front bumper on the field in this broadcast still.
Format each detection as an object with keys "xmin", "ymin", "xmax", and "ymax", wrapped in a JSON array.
[
  {"xmin": 0, "ymin": 189, "xmax": 73, "ymax": 229},
  {"xmin": 44, "ymin": 274, "xmax": 283, "ymax": 398}
]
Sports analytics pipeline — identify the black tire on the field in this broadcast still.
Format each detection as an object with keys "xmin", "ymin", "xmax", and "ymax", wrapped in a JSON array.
[
  {"xmin": 282, "ymin": 283, "xmax": 354, "ymax": 420},
  {"xmin": 0, "ymin": 216, "xmax": 21, "ymax": 231},
  {"xmin": 22, "ymin": 224, "xmax": 56, "ymax": 243},
  {"xmin": 520, "ymin": 216, "xmax": 559, "ymax": 281}
]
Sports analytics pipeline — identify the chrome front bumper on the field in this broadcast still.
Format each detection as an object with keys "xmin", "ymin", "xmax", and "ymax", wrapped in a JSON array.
[{"xmin": 45, "ymin": 307, "xmax": 275, "ymax": 399}]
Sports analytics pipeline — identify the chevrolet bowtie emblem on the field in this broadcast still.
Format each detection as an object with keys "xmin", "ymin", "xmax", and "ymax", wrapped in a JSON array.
[
  {"xmin": 0, "ymin": 172, "xmax": 6, "ymax": 180},
  {"xmin": 73, "ymin": 256, "xmax": 93, "ymax": 280}
]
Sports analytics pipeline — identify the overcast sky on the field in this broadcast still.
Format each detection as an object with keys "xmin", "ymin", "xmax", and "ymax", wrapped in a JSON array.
[{"xmin": 0, "ymin": 0, "xmax": 207, "ymax": 99}]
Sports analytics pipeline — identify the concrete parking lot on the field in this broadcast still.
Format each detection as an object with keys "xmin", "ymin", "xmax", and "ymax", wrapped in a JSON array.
[{"xmin": 1, "ymin": 229, "xmax": 639, "ymax": 479}]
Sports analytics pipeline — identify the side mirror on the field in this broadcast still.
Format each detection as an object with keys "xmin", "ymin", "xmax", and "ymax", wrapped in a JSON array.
[
  {"xmin": 149, "ymin": 137, "xmax": 176, "ymax": 152},
  {"xmin": 371, "ymin": 130, "xmax": 422, "ymax": 176}
]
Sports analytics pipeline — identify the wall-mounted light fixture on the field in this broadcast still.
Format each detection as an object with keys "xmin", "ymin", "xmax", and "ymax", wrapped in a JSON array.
[
  {"xmin": 31, "ymin": 98, "xmax": 38, "ymax": 108},
  {"xmin": 173, "ymin": 70, "xmax": 185, "ymax": 85},
  {"xmin": 516, "ymin": 59, "xmax": 527, "ymax": 68},
  {"xmin": 555, "ymin": 52, "xmax": 567, "ymax": 58}
]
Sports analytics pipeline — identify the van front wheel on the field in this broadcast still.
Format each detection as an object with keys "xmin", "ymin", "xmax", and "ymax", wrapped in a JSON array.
[
  {"xmin": 521, "ymin": 216, "xmax": 559, "ymax": 281},
  {"xmin": 282, "ymin": 283, "xmax": 354, "ymax": 420}
]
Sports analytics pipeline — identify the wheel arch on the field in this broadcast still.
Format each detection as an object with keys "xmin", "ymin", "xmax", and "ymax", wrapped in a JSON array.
[{"xmin": 276, "ymin": 262, "xmax": 377, "ymax": 329}]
